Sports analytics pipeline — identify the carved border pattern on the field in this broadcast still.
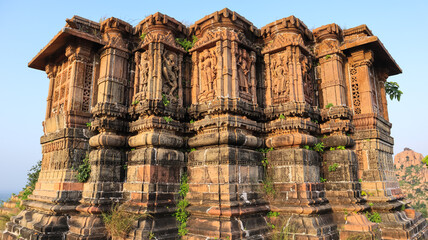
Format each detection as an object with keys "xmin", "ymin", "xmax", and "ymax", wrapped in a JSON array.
[{"xmin": 350, "ymin": 67, "xmax": 361, "ymax": 114}]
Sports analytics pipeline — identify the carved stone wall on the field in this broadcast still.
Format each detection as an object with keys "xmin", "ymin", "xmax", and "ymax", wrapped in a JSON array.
[{"xmin": 3, "ymin": 9, "xmax": 427, "ymax": 240}]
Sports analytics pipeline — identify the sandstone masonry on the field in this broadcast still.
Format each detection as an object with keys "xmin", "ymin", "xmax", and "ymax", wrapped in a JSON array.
[{"xmin": 2, "ymin": 9, "xmax": 427, "ymax": 240}]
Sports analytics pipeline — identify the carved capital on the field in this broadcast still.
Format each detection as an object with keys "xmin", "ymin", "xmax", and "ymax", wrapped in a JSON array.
[
  {"xmin": 65, "ymin": 44, "xmax": 92, "ymax": 62},
  {"xmin": 350, "ymin": 50, "xmax": 373, "ymax": 68},
  {"xmin": 313, "ymin": 23, "xmax": 342, "ymax": 43},
  {"xmin": 45, "ymin": 63, "xmax": 56, "ymax": 79}
]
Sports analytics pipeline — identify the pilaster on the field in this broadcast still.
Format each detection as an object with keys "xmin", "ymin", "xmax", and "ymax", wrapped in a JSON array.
[
  {"xmin": 66, "ymin": 17, "xmax": 132, "ymax": 240},
  {"xmin": 261, "ymin": 17, "xmax": 338, "ymax": 239}
]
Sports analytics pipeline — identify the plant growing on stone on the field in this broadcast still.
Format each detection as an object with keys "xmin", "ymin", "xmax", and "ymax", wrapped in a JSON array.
[
  {"xmin": 385, "ymin": 81, "xmax": 403, "ymax": 101},
  {"xmin": 279, "ymin": 114, "xmax": 285, "ymax": 119},
  {"xmin": 76, "ymin": 154, "xmax": 91, "ymax": 183},
  {"xmin": 328, "ymin": 163, "xmax": 339, "ymax": 172},
  {"xmin": 86, "ymin": 122, "xmax": 91, "ymax": 127},
  {"xmin": 174, "ymin": 173, "xmax": 189, "ymax": 237},
  {"xmin": 313, "ymin": 142, "xmax": 325, "ymax": 153},
  {"xmin": 140, "ymin": 32, "xmax": 147, "ymax": 41},
  {"xmin": 336, "ymin": 145, "xmax": 346, "ymax": 150},
  {"xmin": 102, "ymin": 204, "xmax": 142, "ymax": 239},
  {"xmin": 325, "ymin": 103, "xmax": 334, "ymax": 109},
  {"xmin": 131, "ymin": 99, "xmax": 140, "ymax": 105},
  {"xmin": 361, "ymin": 191, "xmax": 367, "ymax": 196},
  {"xmin": 324, "ymin": 54, "xmax": 331, "ymax": 60},
  {"xmin": 365, "ymin": 211, "xmax": 381, "ymax": 223},
  {"xmin": 163, "ymin": 116, "xmax": 173, "ymax": 123},
  {"xmin": 267, "ymin": 211, "xmax": 280, "ymax": 217},
  {"xmin": 175, "ymin": 35, "xmax": 197, "ymax": 52},
  {"xmin": 189, "ymin": 119, "xmax": 195, "ymax": 124},
  {"xmin": 320, "ymin": 177, "xmax": 327, "ymax": 183},
  {"xmin": 162, "ymin": 94, "xmax": 170, "ymax": 106},
  {"xmin": 330, "ymin": 147, "xmax": 335, "ymax": 151}
]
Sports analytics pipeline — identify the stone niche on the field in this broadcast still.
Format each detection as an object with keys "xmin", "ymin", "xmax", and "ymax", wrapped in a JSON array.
[{"xmin": 2, "ymin": 8, "xmax": 427, "ymax": 240}]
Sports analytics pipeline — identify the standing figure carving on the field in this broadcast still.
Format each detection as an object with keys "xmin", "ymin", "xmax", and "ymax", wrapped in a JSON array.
[
  {"xmin": 271, "ymin": 53, "xmax": 289, "ymax": 102},
  {"xmin": 199, "ymin": 49, "xmax": 217, "ymax": 96},
  {"xmin": 139, "ymin": 51, "xmax": 150, "ymax": 98},
  {"xmin": 237, "ymin": 48, "xmax": 250, "ymax": 93},
  {"xmin": 300, "ymin": 55, "xmax": 314, "ymax": 104},
  {"xmin": 162, "ymin": 51, "xmax": 179, "ymax": 97}
]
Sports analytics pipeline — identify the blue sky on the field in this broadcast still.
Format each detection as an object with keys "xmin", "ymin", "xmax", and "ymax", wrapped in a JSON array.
[{"xmin": 0, "ymin": 0, "xmax": 427, "ymax": 193}]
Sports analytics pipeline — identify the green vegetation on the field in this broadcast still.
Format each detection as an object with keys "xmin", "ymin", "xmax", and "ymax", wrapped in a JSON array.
[
  {"xmin": 279, "ymin": 114, "xmax": 285, "ymax": 119},
  {"xmin": 328, "ymin": 163, "xmax": 339, "ymax": 172},
  {"xmin": 102, "ymin": 204, "xmax": 143, "ymax": 239},
  {"xmin": 413, "ymin": 202, "xmax": 428, "ymax": 218},
  {"xmin": 267, "ymin": 211, "xmax": 280, "ymax": 218},
  {"xmin": 325, "ymin": 103, "xmax": 333, "ymax": 109},
  {"xmin": 385, "ymin": 81, "xmax": 403, "ymax": 101},
  {"xmin": 365, "ymin": 211, "xmax": 381, "ymax": 223},
  {"xmin": 163, "ymin": 116, "xmax": 173, "ymax": 123},
  {"xmin": 324, "ymin": 54, "xmax": 331, "ymax": 60},
  {"xmin": 174, "ymin": 173, "xmax": 190, "ymax": 237},
  {"xmin": 336, "ymin": 145, "xmax": 346, "ymax": 150},
  {"xmin": 14, "ymin": 160, "xmax": 43, "ymax": 210},
  {"xmin": 86, "ymin": 122, "xmax": 91, "ymax": 127},
  {"xmin": 189, "ymin": 119, "xmax": 195, "ymax": 124},
  {"xmin": 162, "ymin": 94, "xmax": 170, "ymax": 106},
  {"xmin": 76, "ymin": 154, "xmax": 91, "ymax": 183},
  {"xmin": 422, "ymin": 155, "xmax": 428, "ymax": 167},
  {"xmin": 257, "ymin": 147, "xmax": 275, "ymax": 198},
  {"xmin": 313, "ymin": 142, "xmax": 325, "ymax": 153},
  {"xmin": 303, "ymin": 143, "xmax": 324, "ymax": 153},
  {"xmin": 131, "ymin": 99, "xmax": 140, "ymax": 105},
  {"xmin": 320, "ymin": 177, "xmax": 327, "ymax": 183},
  {"xmin": 140, "ymin": 32, "xmax": 147, "ymax": 41},
  {"xmin": 175, "ymin": 35, "xmax": 197, "ymax": 52},
  {"xmin": 190, "ymin": 148, "xmax": 196, "ymax": 152},
  {"xmin": 0, "ymin": 213, "xmax": 14, "ymax": 230},
  {"xmin": 361, "ymin": 191, "xmax": 367, "ymax": 196}
]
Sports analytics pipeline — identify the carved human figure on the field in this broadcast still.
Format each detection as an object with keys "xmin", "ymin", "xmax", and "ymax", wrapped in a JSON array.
[
  {"xmin": 162, "ymin": 51, "xmax": 178, "ymax": 97},
  {"xmin": 200, "ymin": 49, "xmax": 216, "ymax": 94},
  {"xmin": 300, "ymin": 55, "xmax": 314, "ymax": 104},
  {"xmin": 237, "ymin": 49, "xmax": 249, "ymax": 92},
  {"xmin": 271, "ymin": 53, "xmax": 288, "ymax": 99},
  {"xmin": 139, "ymin": 51, "xmax": 150, "ymax": 97}
]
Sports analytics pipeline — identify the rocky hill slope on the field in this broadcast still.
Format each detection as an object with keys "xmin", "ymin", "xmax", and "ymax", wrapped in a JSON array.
[{"xmin": 394, "ymin": 148, "xmax": 428, "ymax": 217}]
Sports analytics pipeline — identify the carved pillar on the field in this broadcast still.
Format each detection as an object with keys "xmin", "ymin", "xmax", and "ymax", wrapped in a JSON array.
[
  {"xmin": 66, "ymin": 17, "xmax": 131, "ymax": 240},
  {"xmin": 45, "ymin": 64, "xmax": 55, "ymax": 121},
  {"xmin": 186, "ymin": 9, "xmax": 267, "ymax": 239},
  {"xmin": 122, "ymin": 13, "xmax": 187, "ymax": 239},
  {"xmin": 377, "ymin": 69, "xmax": 389, "ymax": 121},
  {"xmin": 314, "ymin": 24, "xmax": 380, "ymax": 240},
  {"xmin": 261, "ymin": 17, "xmax": 338, "ymax": 239},
  {"xmin": 342, "ymin": 25, "xmax": 427, "ymax": 239},
  {"xmin": 4, "ymin": 43, "xmax": 94, "ymax": 240}
]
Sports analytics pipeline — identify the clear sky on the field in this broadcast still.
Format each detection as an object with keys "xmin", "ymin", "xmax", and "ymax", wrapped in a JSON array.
[{"xmin": 0, "ymin": 0, "xmax": 427, "ymax": 194}]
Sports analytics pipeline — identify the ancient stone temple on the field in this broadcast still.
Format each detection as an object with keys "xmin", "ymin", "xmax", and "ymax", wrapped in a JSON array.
[{"xmin": 2, "ymin": 9, "xmax": 427, "ymax": 240}]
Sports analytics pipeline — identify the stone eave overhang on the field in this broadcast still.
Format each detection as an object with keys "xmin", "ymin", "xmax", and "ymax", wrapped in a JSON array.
[
  {"xmin": 28, "ymin": 27, "xmax": 104, "ymax": 71},
  {"xmin": 340, "ymin": 35, "xmax": 402, "ymax": 76}
]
